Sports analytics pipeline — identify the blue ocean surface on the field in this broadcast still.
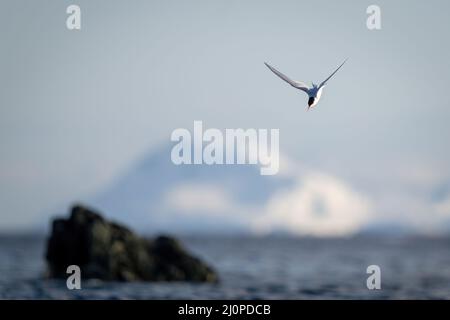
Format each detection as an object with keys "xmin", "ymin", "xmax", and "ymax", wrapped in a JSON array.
[{"xmin": 1, "ymin": 235, "xmax": 450, "ymax": 299}]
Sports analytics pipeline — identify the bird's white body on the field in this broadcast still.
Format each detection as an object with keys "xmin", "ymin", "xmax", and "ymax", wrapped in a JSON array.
[
  {"xmin": 264, "ymin": 59, "xmax": 347, "ymax": 110},
  {"xmin": 307, "ymin": 85, "xmax": 324, "ymax": 109}
]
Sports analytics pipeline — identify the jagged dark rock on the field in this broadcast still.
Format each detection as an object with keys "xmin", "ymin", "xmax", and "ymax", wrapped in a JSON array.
[{"xmin": 45, "ymin": 205, "xmax": 218, "ymax": 282}]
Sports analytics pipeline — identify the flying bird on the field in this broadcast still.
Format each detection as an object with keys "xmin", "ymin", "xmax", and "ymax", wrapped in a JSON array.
[{"xmin": 264, "ymin": 59, "xmax": 347, "ymax": 110}]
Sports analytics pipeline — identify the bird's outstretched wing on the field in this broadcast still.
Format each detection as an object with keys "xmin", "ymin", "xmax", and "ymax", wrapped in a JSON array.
[
  {"xmin": 318, "ymin": 58, "xmax": 348, "ymax": 89},
  {"xmin": 264, "ymin": 62, "xmax": 309, "ymax": 93}
]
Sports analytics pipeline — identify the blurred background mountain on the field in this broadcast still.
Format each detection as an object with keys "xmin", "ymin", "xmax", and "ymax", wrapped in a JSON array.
[{"xmin": 87, "ymin": 145, "xmax": 450, "ymax": 236}]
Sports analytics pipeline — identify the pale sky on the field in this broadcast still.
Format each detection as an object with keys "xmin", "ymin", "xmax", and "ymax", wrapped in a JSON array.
[{"xmin": 1, "ymin": 0, "xmax": 450, "ymax": 231}]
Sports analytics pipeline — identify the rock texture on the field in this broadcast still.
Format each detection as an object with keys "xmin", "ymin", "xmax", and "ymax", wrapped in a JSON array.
[{"xmin": 45, "ymin": 205, "xmax": 218, "ymax": 282}]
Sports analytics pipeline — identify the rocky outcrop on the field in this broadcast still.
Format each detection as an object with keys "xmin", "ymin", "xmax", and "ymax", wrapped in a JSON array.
[{"xmin": 45, "ymin": 205, "xmax": 218, "ymax": 282}]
